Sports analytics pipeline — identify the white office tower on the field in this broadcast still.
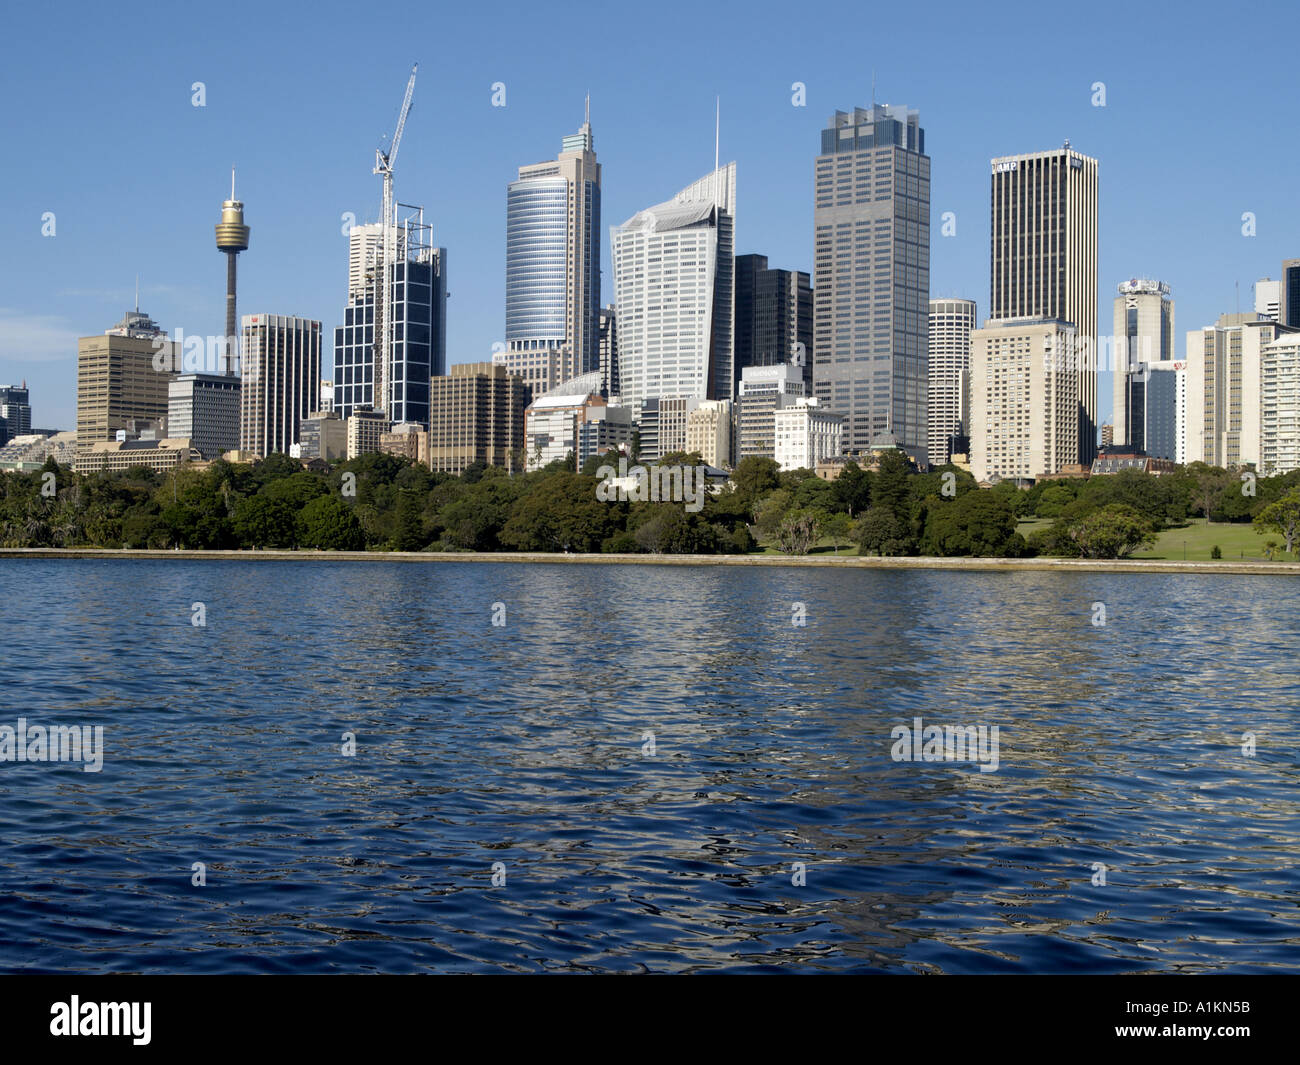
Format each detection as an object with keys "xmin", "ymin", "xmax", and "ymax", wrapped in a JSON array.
[
  {"xmin": 611, "ymin": 162, "xmax": 736, "ymax": 409},
  {"xmin": 927, "ymin": 298, "xmax": 976, "ymax": 466}
]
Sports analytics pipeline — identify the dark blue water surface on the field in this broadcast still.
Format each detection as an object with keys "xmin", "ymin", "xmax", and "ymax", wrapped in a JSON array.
[{"xmin": 1, "ymin": 558, "xmax": 1298, "ymax": 973}]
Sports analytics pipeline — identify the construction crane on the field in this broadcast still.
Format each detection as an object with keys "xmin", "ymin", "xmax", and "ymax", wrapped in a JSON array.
[{"xmin": 372, "ymin": 63, "xmax": 417, "ymax": 424}]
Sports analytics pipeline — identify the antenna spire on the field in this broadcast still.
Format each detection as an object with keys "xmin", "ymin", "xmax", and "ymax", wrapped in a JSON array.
[
  {"xmin": 231, "ymin": 166, "xmax": 236, "ymax": 201},
  {"xmin": 871, "ymin": 70, "xmax": 876, "ymax": 109},
  {"xmin": 135, "ymin": 275, "xmax": 139, "ymax": 312},
  {"xmin": 585, "ymin": 93, "xmax": 590, "ymax": 126}
]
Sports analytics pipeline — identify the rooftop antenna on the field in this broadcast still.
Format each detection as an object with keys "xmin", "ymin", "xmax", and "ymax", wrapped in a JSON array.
[
  {"xmin": 871, "ymin": 69, "xmax": 876, "ymax": 110},
  {"xmin": 713, "ymin": 96, "xmax": 720, "ymax": 208},
  {"xmin": 134, "ymin": 275, "xmax": 139, "ymax": 312},
  {"xmin": 231, "ymin": 166, "xmax": 236, "ymax": 200},
  {"xmin": 585, "ymin": 92, "xmax": 590, "ymax": 126}
]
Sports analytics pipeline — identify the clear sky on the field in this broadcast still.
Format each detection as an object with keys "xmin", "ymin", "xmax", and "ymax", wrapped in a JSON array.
[{"xmin": 2, "ymin": 0, "xmax": 1297, "ymax": 431}]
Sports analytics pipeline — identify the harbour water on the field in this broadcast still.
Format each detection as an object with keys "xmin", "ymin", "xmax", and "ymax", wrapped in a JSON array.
[{"xmin": 1, "ymin": 559, "xmax": 1297, "ymax": 973}]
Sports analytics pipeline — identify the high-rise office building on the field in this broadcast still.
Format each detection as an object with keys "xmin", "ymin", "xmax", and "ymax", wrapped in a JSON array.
[
  {"xmin": 1260, "ymin": 331, "xmax": 1300, "ymax": 475},
  {"xmin": 333, "ymin": 213, "xmax": 447, "ymax": 427},
  {"xmin": 597, "ymin": 305, "xmax": 619, "ymax": 398},
  {"xmin": 736, "ymin": 364, "xmax": 806, "ymax": 462},
  {"xmin": 1255, "ymin": 278, "xmax": 1281, "ymax": 322},
  {"xmin": 1282, "ymin": 259, "xmax": 1300, "ymax": 328},
  {"xmin": 611, "ymin": 162, "xmax": 736, "ymax": 409},
  {"xmin": 0, "ymin": 383, "xmax": 32, "ymax": 447},
  {"xmin": 75, "ymin": 309, "xmax": 177, "ymax": 471},
  {"xmin": 1142, "ymin": 360, "xmax": 1184, "ymax": 464},
  {"xmin": 813, "ymin": 105, "xmax": 929, "ymax": 463},
  {"xmin": 735, "ymin": 253, "xmax": 813, "ymax": 387},
  {"xmin": 167, "ymin": 374, "xmax": 241, "ymax": 459},
  {"xmin": 989, "ymin": 144, "xmax": 1099, "ymax": 460},
  {"xmin": 240, "ymin": 314, "xmax": 322, "ymax": 457},
  {"xmin": 969, "ymin": 318, "xmax": 1080, "ymax": 483},
  {"xmin": 1185, "ymin": 313, "xmax": 1284, "ymax": 468},
  {"xmin": 426, "ymin": 362, "xmax": 528, "ymax": 474},
  {"xmin": 501, "ymin": 108, "xmax": 601, "ymax": 392},
  {"xmin": 927, "ymin": 298, "xmax": 977, "ymax": 467},
  {"xmin": 1111, "ymin": 279, "xmax": 1174, "ymax": 451}
]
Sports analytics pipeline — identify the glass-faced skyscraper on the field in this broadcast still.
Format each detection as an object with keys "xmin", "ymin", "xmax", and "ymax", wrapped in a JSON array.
[
  {"xmin": 502, "ymin": 108, "xmax": 601, "ymax": 393},
  {"xmin": 332, "ymin": 213, "xmax": 447, "ymax": 427},
  {"xmin": 813, "ymin": 105, "xmax": 930, "ymax": 463}
]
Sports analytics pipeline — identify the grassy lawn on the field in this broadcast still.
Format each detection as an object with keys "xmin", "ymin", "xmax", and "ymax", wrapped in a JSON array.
[{"xmin": 1133, "ymin": 519, "xmax": 1281, "ymax": 561}]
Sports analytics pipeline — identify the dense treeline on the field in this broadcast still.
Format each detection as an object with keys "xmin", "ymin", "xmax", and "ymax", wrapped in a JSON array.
[{"xmin": 3, "ymin": 449, "xmax": 1299, "ymax": 559}]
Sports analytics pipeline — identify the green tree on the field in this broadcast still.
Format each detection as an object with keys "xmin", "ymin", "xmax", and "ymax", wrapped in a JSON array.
[
  {"xmin": 856, "ymin": 506, "xmax": 912, "ymax": 556},
  {"xmin": 776, "ymin": 509, "xmax": 820, "ymax": 555},
  {"xmin": 298, "ymin": 495, "xmax": 365, "ymax": 550},
  {"xmin": 1254, "ymin": 488, "xmax": 1300, "ymax": 554},
  {"xmin": 1067, "ymin": 504, "xmax": 1156, "ymax": 559},
  {"xmin": 730, "ymin": 456, "xmax": 781, "ymax": 515},
  {"xmin": 500, "ymin": 472, "xmax": 623, "ymax": 552},
  {"xmin": 822, "ymin": 511, "xmax": 853, "ymax": 554},
  {"xmin": 922, "ymin": 491, "xmax": 1025, "ymax": 557},
  {"xmin": 232, "ymin": 495, "xmax": 297, "ymax": 548}
]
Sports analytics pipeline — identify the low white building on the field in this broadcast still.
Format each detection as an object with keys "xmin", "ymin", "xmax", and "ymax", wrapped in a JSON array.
[{"xmin": 773, "ymin": 397, "xmax": 842, "ymax": 472}]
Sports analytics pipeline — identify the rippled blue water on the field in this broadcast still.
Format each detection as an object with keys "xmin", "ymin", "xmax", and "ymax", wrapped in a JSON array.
[{"xmin": 1, "ymin": 558, "xmax": 1298, "ymax": 973}]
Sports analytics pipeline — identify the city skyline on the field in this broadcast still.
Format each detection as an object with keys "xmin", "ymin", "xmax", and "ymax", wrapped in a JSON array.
[{"xmin": 4, "ymin": 1, "xmax": 1300, "ymax": 436}]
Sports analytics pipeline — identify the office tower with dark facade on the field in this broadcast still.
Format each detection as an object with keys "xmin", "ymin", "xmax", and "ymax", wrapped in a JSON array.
[
  {"xmin": 597, "ymin": 305, "xmax": 619, "ymax": 398},
  {"xmin": 813, "ymin": 105, "xmax": 929, "ymax": 463},
  {"xmin": 735, "ymin": 254, "xmax": 813, "ymax": 388},
  {"xmin": 1281, "ymin": 259, "xmax": 1300, "ymax": 329},
  {"xmin": 333, "ymin": 215, "xmax": 447, "ymax": 427},
  {"xmin": 0, "ymin": 383, "xmax": 31, "ymax": 446},
  {"xmin": 989, "ymin": 144, "xmax": 1099, "ymax": 461},
  {"xmin": 500, "ymin": 111, "xmax": 601, "ymax": 394},
  {"xmin": 240, "ymin": 314, "xmax": 322, "ymax": 457},
  {"xmin": 1111, "ymin": 279, "xmax": 1173, "ymax": 453}
]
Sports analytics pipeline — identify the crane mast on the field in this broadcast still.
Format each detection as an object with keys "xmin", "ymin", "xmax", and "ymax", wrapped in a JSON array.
[{"xmin": 372, "ymin": 64, "xmax": 417, "ymax": 424}]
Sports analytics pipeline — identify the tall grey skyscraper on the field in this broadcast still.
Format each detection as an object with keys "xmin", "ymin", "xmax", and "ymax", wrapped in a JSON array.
[
  {"xmin": 240, "ymin": 313, "xmax": 322, "ymax": 457},
  {"xmin": 813, "ymin": 104, "xmax": 930, "ymax": 463},
  {"xmin": 502, "ymin": 106, "xmax": 601, "ymax": 391},
  {"xmin": 735, "ymin": 253, "xmax": 813, "ymax": 387},
  {"xmin": 611, "ymin": 162, "xmax": 736, "ymax": 409},
  {"xmin": 989, "ymin": 144, "xmax": 1099, "ymax": 461},
  {"xmin": 927, "ymin": 298, "xmax": 977, "ymax": 466},
  {"xmin": 1111, "ymin": 279, "xmax": 1173, "ymax": 451}
]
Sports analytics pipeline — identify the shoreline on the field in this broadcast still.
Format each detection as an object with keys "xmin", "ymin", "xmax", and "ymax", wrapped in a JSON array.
[{"xmin": 1, "ymin": 547, "xmax": 1296, "ymax": 575}]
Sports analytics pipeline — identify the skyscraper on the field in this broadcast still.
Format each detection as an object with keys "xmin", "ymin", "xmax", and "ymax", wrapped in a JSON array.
[
  {"xmin": 611, "ymin": 162, "xmax": 736, "ymax": 410},
  {"xmin": 1282, "ymin": 259, "xmax": 1300, "ymax": 328},
  {"xmin": 735, "ymin": 253, "xmax": 813, "ymax": 386},
  {"xmin": 501, "ymin": 107, "xmax": 601, "ymax": 392},
  {"xmin": 813, "ymin": 104, "xmax": 929, "ymax": 463},
  {"xmin": 927, "ymin": 298, "xmax": 977, "ymax": 466},
  {"xmin": 0, "ymin": 383, "xmax": 31, "ymax": 447},
  {"xmin": 75, "ymin": 309, "xmax": 177, "ymax": 471},
  {"xmin": 989, "ymin": 143, "xmax": 1099, "ymax": 460},
  {"xmin": 332, "ymin": 212, "xmax": 447, "ymax": 427},
  {"xmin": 240, "ymin": 314, "xmax": 322, "ymax": 457},
  {"xmin": 969, "ymin": 319, "xmax": 1079, "ymax": 483},
  {"xmin": 1255, "ymin": 278, "xmax": 1281, "ymax": 322},
  {"xmin": 1185, "ymin": 313, "xmax": 1283, "ymax": 469},
  {"xmin": 1111, "ymin": 279, "xmax": 1173, "ymax": 452}
]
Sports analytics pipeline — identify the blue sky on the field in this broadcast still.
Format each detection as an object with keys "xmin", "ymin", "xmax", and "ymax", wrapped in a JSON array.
[{"xmin": 2, "ymin": 0, "xmax": 1297, "ymax": 430}]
